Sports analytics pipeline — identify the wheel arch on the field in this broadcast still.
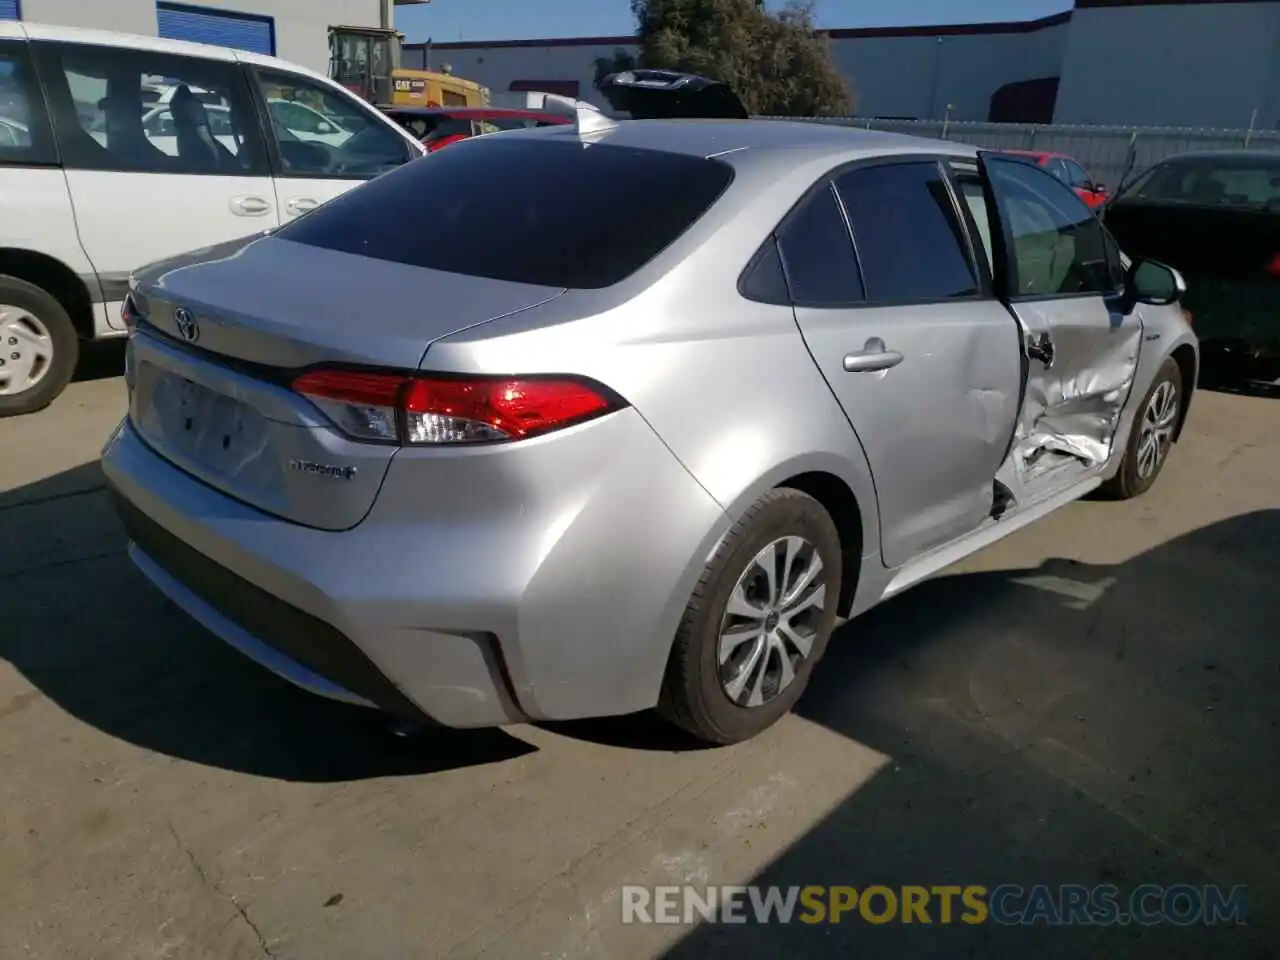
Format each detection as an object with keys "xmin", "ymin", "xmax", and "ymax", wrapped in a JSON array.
[
  {"xmin": 0, "ymin": 248, "xmax": 97, "ymax": 340},
  {"xmin": 773, "ymin": 471, "xmax": 864, "ymax": 618},
  {"xmin": 1170, "ymin": 341, "xmax": 1197, "ymax": 443},
  {"xmin": 708, "ymin": 452, "xmax": 877, "ymax": 620}
]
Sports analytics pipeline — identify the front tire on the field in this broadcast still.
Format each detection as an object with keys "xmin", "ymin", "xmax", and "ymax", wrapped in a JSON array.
[
  {"xmin": 1099, "ymin": 357, "xmax": 1183, "ymax": 500},
  {"xmin": 0, "ymin": 275, "xmax": 79, "ymax": 418},
  {"xmin": 658, "ymin": 488, "xmax": 842, "ymax": 745}
]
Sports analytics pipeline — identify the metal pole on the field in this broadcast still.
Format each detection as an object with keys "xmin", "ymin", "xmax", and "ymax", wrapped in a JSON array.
[
  {"xmin": 380, "ymin": 0, "xmax": 392, "ymax": 30},
  {"xmin": 1245, "ymin": 107, "xmax": 1258, "ymax": 148}
]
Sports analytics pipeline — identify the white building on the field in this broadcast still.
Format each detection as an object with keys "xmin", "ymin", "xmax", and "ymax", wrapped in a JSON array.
[
  {"xmin": 401, "ymin": 0, "xmax": 1280, "ymax": 129},
  {"xmin": 0, "ymin": 0, "xmax": 428, "ymax": 75}
]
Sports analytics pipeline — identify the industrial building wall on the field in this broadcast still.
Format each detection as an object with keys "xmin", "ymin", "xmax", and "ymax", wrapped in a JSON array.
[
  {"xmin": 411, "ymin": 16, "xmax": 1070, "ymax": 119},
  {"xmin": 15, "ymin": 0, "xmax": 385, "ymax": 73},
  {"xmin": 1054, "ymin": 0, "xmax": 1280, "ymax": 129},
  {"xmin": 828, "ymin": 19, "xmax": 1068, "ymax": 120}
]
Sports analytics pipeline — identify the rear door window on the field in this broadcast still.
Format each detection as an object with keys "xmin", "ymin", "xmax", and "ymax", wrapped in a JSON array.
[
  {"xmin": 276, "ymin": 137, "xmax": 735, "ymax": 289},
  {"xmin": 0, "ymin": 40, "xmax": 56, "ymax": 165},
  {"xmin": 32, "ymin": 40, "xmax": 268, "ymax": 175},
  {"xmin": 834, "ymin": 161, "xmax": 980, "ymax": 303}
]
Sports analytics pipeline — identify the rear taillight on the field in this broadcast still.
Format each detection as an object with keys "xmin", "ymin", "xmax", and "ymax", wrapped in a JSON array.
[
  {"xmin": 292, "ymin": 369, "xmax": 624, "ymax": 445},
  {"xmin": 1266, "ymin": 253, "xmax": 1280, "ymax": 278}
]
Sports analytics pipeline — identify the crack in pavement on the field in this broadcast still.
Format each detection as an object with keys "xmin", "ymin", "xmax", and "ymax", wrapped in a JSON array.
[{"xmin": 168, "ymin": 823, "xmax": 276, "ymax": 959}]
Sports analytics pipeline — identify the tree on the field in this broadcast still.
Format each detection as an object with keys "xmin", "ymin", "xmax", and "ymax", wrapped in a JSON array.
[{"xmin": 595, "ymin": 0, "xmax": 852, "ymax": 117}]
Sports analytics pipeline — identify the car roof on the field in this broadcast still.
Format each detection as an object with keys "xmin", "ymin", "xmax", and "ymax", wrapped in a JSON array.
[{"xmin": 513, "ymin": 118, "xmax": 979, "ymax": 167}]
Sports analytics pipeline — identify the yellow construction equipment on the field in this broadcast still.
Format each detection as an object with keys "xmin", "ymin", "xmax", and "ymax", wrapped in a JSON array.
[{"xmin": 327, "ymin": 25, "xmax": 487, "ymax": 109}]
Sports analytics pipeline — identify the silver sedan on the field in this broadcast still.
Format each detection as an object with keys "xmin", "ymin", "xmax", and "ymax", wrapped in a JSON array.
[{"xmin": 102, "ymin": 110, "xmax": 1197, "ymax": 745}]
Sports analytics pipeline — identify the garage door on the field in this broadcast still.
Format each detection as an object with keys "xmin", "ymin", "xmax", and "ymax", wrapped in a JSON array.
[
  {"xmin": 156, "ymin": 3, "xmax": 275, "ymax": 55},
  {"xmin": 0, "ymin": 1, "xmax": 19, "ymax": 21}
]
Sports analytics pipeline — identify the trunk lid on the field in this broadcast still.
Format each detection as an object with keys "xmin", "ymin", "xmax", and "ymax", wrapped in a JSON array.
[
  {"xmin": 597, "ymin": 70, "xmax": 749, "ymax": 120},
  {"xmin": 127, "ymin": 235, "xmax": 565, "ymax": 531}
]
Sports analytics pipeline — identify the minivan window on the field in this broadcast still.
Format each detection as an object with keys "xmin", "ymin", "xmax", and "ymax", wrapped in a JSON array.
[
  {"xmin": 0, "ymin": 41, "xmax": 57, "ymax": 165},
  {"xmin": 31, "ymin": 41, "xmax": 269, "ymax": 176},
  {"xmin": 254, "ymin": 68, "xmax": 411, "ymax": 179},
  {"xmin": 277, "ymin": 137, "xmax": 736, "ymax": 289},
  {"xmin": 835, "ymin": 161, "xmax": 979, "ymax": 303}
]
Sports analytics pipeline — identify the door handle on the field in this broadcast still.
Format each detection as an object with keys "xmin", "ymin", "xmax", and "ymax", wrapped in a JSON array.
[
  {"xmin": 1027, "ymin": 331, "xmax": 1055, "ymax": 367},
  {"xmin": 285, "ymin": 197, "xmax": 319, "ymax": 216},
  {"xmin": 843, "ymin": 337, "xmax": 904, "ymax": 373},
  {"xmin": 229, "ymin": 195, "xmax": 272, "ymax": 217}
]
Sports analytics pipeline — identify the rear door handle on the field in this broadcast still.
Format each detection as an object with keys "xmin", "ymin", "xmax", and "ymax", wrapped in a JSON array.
[
  {"xmin": 843, "ymin": 338, "xmax": 904, "ymax": 373},
  {"xmin": 230, "ymin": 195, "xmax": 272, "ymax": 217},
  {"xmin": 285, "ymin": 197, "xmax": 319, "ymax": 215}
]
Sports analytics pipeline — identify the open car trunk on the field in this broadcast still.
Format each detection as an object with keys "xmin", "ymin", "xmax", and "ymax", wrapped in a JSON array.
[{"xmin": 596, "ymin": 70, "xmax": 749, "ymax": 120}]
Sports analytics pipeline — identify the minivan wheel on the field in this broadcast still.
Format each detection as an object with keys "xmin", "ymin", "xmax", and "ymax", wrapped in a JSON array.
[
  {"xmin": 1099, "ymin": 357, "xmax": 1183, "ymax": 501},
  {"xmin": 658, "ymin": 488, "xmax": 841, "ymax": 745},
  {"xmin": 0, "ymin": 275, "xmax": 79, "ymax": 418}
]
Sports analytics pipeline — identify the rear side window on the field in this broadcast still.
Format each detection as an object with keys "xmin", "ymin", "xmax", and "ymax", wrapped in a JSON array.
[
  {"xmin": 835, "ymin": 162, "xmax": 979, "ymax": 303},
  {"xmin": 31, "ymin": 40, "xmax": 269, "ymax": 176},
  {"xmin": 277, "ymin": 137, "xmax": 735, "ymax": 289},
  {"xmin": 775, "ymin": 183, "xmax": 864, "ymax": 306},
  {"xmin": 0, "ymin": 41, "xmax": 57, "ymax": 166}
]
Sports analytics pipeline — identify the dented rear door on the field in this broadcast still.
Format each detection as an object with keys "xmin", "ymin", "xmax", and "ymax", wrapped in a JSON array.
[{"xmin": 975, "ymin": 152, "xmax": 1143, "ymax": 497}]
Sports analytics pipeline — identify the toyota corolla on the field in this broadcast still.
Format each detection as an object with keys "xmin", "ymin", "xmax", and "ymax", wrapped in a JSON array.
[{"xmin": 103, "ymin": 106, "xmax": 1197, "ymax": 745}]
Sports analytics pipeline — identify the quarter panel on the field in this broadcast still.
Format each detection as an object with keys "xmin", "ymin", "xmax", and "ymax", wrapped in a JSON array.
[{"xmin": 426, "ymin": 290, "xmax": 882, "ymax": 569}]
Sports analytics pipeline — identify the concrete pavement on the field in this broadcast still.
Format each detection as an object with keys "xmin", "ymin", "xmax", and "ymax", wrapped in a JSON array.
[{"xmin": 1, "ymin": 357, "xmax": 1276, "ymax": 959}]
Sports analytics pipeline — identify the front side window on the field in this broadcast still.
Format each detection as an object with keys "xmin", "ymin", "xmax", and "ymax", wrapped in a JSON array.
[
  {"xmin": 33, "ymin": 41, "xmax": 267, "ymax": 175},
  {"xmin": 255, "ymin": 68, "xmax": 411, "ymax": 179},
  {"xmin": 835, "ymin": 161, "xmax": 979, "ymax": 303},
  {"xmin": 0, "ymin": 41, "xmax": 56, "ymax": 165},
  {"xmin": 984, "ymin": 154, "xmax": 1117, "ymax": 298},
  {"xmin": 276, "ymin": 137, "xmax": 735, "ymax": 289},
  {"xmin": 1064, "ymin": 160, "xmax": 1094, "ymax": 189}
]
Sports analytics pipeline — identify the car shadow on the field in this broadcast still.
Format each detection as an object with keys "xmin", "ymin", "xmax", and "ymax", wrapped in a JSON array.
[
  {"xmin": 0, "ymin": 461, "xmax": 536, "ymax": 783},
  {"xmin": 73, "ymin": 338, "xmax": 127, "ymax": 384},
  {"xmin": 655, "ymin": 508, "xmax": 1280, "ymax": 957}
]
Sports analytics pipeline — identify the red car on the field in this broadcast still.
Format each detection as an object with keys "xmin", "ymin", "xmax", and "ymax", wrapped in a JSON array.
[
  {"xmin": 1000, "ymin": 149, "xmax": 1109, "ymax": 208},
  {"xmin": 381, "ymin": 106, "xmax": 573, "ymax": 152}
]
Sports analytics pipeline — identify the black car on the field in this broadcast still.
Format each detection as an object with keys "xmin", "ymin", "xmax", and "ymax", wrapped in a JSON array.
[
  {"xmin": 596, "ymin": 69, "xmax": 749, "ymax": 120},
  {"xmin": 1100, "ymin": 150, "xmax": 1280, "ymax": 382}
]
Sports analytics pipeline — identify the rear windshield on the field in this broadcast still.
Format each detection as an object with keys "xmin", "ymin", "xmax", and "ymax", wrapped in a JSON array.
[
  {"xmin": 1123, "ymin": 157, "xmax": 1280, "ymax": 209},
  {"xmin": 277, "ymin": 137, "xmax": 735, "ymax": 289}
]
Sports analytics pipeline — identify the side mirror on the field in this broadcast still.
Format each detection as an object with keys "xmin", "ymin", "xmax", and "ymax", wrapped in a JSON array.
[{"xmin": 1127, "ymin": 258, "xmax": 1185, "ymax": 306}]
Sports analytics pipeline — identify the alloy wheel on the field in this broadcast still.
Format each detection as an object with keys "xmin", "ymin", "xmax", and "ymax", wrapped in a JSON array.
[
  {"xmin": 1135, "ymin": 379, "xmax": 1179, "ymax": 480},
  {"xmin": 717, "ymin": 535, "xmax": 829, "ymax": 708}
]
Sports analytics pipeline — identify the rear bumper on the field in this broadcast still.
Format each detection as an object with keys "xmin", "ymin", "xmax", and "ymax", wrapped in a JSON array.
[{"xmin": 102, "ymin": 411, "xmax": 728, "ymax": 728}]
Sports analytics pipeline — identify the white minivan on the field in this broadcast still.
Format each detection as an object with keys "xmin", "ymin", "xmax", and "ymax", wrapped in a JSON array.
[{"xmin": 0, "ymin": 20, "xmax": 426, "ymax": 416}]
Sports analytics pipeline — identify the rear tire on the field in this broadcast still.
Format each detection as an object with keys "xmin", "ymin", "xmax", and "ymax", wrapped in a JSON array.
[
  {"xmin": 1098, "ymin": 357, "xmax": 1182, "ymax": 500},
  {"xmin": 0, "ymin": 275, "xmax": 79, "ymax": 418},
  {"xmin": 658, "ymin": 488, "xmax": 842, "ymax": 745}
]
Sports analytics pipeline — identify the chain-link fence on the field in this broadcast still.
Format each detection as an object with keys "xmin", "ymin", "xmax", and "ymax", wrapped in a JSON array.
[{"xmin": 759, "ymin": 117, "xmax": 1280, "ymax": 189}]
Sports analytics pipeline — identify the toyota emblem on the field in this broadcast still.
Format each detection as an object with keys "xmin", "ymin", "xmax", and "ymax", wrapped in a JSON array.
[{"xmin": 174, "ymin": 307, "xmax": 199, "ymax": 343}]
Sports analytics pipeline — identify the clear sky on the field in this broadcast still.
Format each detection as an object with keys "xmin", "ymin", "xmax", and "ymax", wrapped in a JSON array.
[{"xmin": 396, "ymin": 0, "xmax": 1073, "ymax": 44}]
